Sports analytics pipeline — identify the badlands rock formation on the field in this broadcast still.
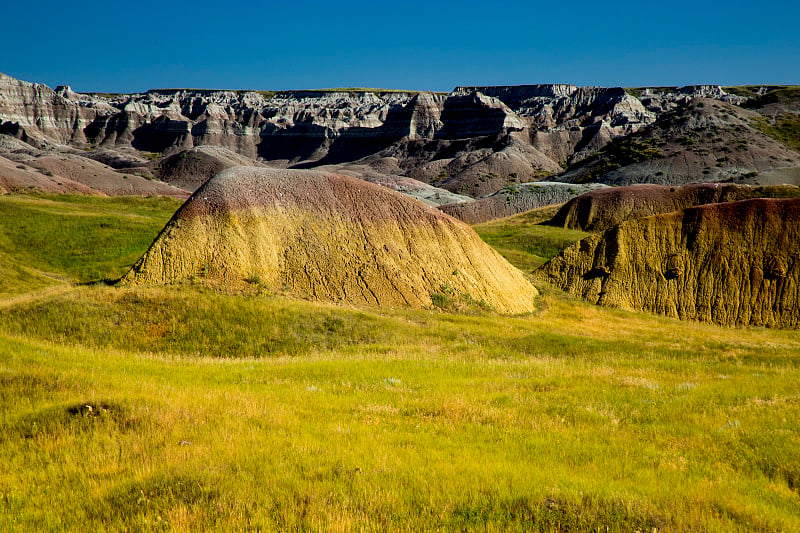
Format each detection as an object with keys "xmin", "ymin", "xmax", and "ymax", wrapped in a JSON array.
[
  {"xmin": 0, "ymin": 73, "xmax": 652, "ymax": 166},
  {"xmin": 153, "ymin": 145, "xmax": 264, "ymax": 190},
  {"xmin": 0, "ymin": 150, "xmax": 185, "ymax": 197},
  {"xmin": 636, "ymin": 85, "xmax": 747, "ymax": 113},
  {"xmin": 314, "ymin": 162, "xmax": 473, "ymax": 206},
  {"xmin": 32, "ymin": 153, "xmax": 186, "ymax": 196},
  {"xmin": 123, "ymin": 167, "xmax": 538, "ymax": 313},
  {"xmin": 549, "ymin": 183, "xmax": 800, "ymax": 232},
  {"xmin": 0, "ymin": 154, "xmax": 96, "ymax": 194},
  {"xmin": 0, "ymin": 73, "xmax": 664, "ymax": 198},
  {"xmin": 3, "ymin": 72, "xmax": 799, "ymax": 202},
  {"xmin": 537, "ymin": 198, "xmax": 800, "ymax": 328},
  {"xmin": 558, "ymin": 99, "xmax": 800, "ymax": 186},
  {"xmin": 456, "ymin": 85, "xmax": 654, "ymax": 163},
  {"xmin": 439, "ymin": 182, "xmax": 609, "ymax": 224},
  {"xmin": 357, "ymin": 132, "xmax": 562, "ymax": 197}
]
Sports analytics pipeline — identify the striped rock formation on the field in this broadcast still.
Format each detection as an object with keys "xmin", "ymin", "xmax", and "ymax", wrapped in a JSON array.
[
  {"xmin": 124, "ymin": 167, "xmax": 538, "ymax": 313},
  {"xmin": 548, "ymin": 183, "xmax": 800, "ymax": 232}
]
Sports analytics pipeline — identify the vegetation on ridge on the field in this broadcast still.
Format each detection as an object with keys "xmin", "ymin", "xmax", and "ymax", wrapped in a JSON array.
[{"xmin": 751, "ymin": 114, "xmax": 800, "ymax": 152}]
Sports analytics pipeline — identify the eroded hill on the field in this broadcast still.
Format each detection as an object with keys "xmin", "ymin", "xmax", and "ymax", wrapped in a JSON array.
[
  {"xmin": 557, "ymin": 99, "xmax": 800, "ymax": 186},
  {"xmin": 123, "ymin": 167, "xmax": 538, "ymax": 313},
  {"xmin": 537, "ymin": 198, "xmax": 800, "ymax": 327},
  {"xmin": 548, "ymin": 183, "xmax": 800, "ymax": 232},
  {"xmin": 439, "ymin": 182, "xmax": 609, "ymax": 224}
]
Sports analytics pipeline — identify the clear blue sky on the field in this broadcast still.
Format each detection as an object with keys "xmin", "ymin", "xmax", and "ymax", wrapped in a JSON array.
[{"xmin": 2, "ymin": 0, "xmax": 798, "ymax": 92}]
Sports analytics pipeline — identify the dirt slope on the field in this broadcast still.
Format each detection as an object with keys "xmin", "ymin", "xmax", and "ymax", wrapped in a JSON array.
[
  {"xmin": 537, "ymin": 198, "xmax": 800, "ymax": 327},
  {"xmin": 32, "ymin": 154, "xmax": 188, "ymax": 197},
  {"xmin": 153, "ymin": 146, "xmax": 262, "ymax": 191},
  {"xmin": 0, "ymin": 155, "xmax": 97, "ymax": 194},
  {"xmin": 123, "ymin": 167, "xmax": 538, "ymax": 313}
]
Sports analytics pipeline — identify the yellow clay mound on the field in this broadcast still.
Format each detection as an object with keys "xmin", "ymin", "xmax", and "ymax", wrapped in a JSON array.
[{"xmin": 123, "ymin": 167, "xmax": 537, "ymax": 313}]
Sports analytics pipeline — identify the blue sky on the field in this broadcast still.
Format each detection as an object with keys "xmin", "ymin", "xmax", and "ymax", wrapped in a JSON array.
[{"xmin": 2, "ymin": 0, "xmax": 798, "ymax": 92}]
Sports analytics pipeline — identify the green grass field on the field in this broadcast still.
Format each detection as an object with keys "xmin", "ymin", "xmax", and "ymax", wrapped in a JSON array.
[
  {"xmin": 0, "ymin": 194, "xmax": 798, "ymax": 531},
  {"xmin": 473, "ymin": 206, "xmax": 589, "ymax": 273}
]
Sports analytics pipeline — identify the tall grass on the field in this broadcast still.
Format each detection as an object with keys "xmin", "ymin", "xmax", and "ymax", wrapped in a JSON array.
[
  {"xmin": 1, "ymin": 289, "xmax": 798, "ymax": 531},
  {"xmin": 0, "ymin": 194, "xmax": 798, "ymax": 531}
]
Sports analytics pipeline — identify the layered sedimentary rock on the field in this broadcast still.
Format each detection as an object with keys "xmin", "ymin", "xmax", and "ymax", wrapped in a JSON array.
[
  {"xmin": 0, "ymin": 150, "xmax": 186, "ymax": 197},
  {"xmin": 0, "ymin": 73, "xmax": 114, "ymax": 148},
  {"xmin": 5, "ymin": 72, "xmax": 798, "ymax": 201},
  {"xmin": 31, "ymin": 153, "xmax": 186, "ymax": 196},
  {"xmin": 537, "ymin": 198, "xmax": 800, "ymax": 328},
  {"xmin": 0, "ymin": 154, "xmax": 96, "ymax": 194},
  {"xmin": 439, "ymin": 182, "xmax": 609, "ymax": 224},
  {"xmin": 453, "ymin": 85, "xmax": 653, "ymax": 131},
  {"xmin": 1, "ymin": 73, "xmax": 655, "ymax": 164},
  {"xmin": 455, "ymin": 85, "xmax": 655, "ymax": 164},
  {"xmin": 549, "ymin": 183, "xmax": 800, "ymax": 232},
  {"xmin": 123, "ymin": 167, "xmax": 538, "ymax": 313},
  {"xmin": 0, "ymin": 74, "xmax": 656, "ymax": 186},
  {"xmin": 361, "ymin": 132, "xmax": 563, "ymax": 197},
  {"xmin": 636, "ymin": 85, "xmax": 747, "ymax": 113},
  {"xmin": 314, "ymin": 162, "xmax": 474, "ymax": 206}
]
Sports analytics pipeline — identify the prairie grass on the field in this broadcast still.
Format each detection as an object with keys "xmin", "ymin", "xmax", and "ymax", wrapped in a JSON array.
[
  {"xmin": 0, "ymin": 194, "xmax": 798, "ymax": 531},
  {"xmin": 473, "ymin": 206, "xmax": 588, "ymax": 272},
  {"xmin": 751, "ymin": 113, "xmax": 800, "ymax": 152},
  {"xmin": 0, "ymin": 193, "xmax": 181, "ymax": 284}
]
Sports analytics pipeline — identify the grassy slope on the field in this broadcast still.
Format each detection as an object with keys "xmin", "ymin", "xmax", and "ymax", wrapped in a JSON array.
[
  {"xmin": 752, "ymin": 114, "xmax": 800, "ymax": 152},
  {"xmin": 472, "ymin": 205, "xmax": 588, "ymax": 273},
  {"xmin": 729, "ymin": 86, "xmax": 800, "ymax": 153},
  {"xmin": 0, "ymin": 194, "xmax": 182, "ymax": 291},
  {"xmin": 0, "ymin": 195, "xmax": 798, "ymax": 531}
]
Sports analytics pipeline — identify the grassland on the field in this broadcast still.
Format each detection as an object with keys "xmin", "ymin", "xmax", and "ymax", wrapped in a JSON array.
[
  {"xmin": 0, "ymin": 194, "xmax": 182, "ymax": 289},
  {"xmin": 473, "ymin": 205, "xmax": 589, "ymax": 273},
  {"xmin": 0, "ymin": 194, "xmax": 798, "ymax": 531}
]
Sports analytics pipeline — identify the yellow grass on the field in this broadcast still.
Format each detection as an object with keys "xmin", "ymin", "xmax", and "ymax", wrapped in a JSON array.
[{"xmin": 0, "ymin": 194, "xmax": 798, "ymax": 531}]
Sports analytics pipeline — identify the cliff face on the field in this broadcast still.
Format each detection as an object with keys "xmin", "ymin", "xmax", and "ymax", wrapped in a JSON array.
[
  {"xmin": 455, "ymin": 85, "xmax": 655, "ymax": 164},
  {"xmin": 0, "ymin": 73, "xmax": 654, "ymax": 168},
  {"xmin": 453, "ymin": 85, "xmax": 653, "ymax": 131},
  {"xmin": 0, "ymin": 73, "xmax": 113, "ymax": 147},
  {"xmin": 537, "ymin": 198, "xmax": 800, "ymax": 328}
]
